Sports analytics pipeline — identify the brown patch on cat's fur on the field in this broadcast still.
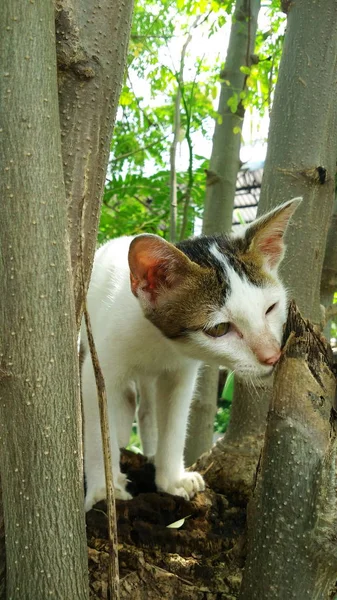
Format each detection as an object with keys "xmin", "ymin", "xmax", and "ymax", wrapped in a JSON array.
[
  {"xmin": 146, "ymin": 263, "xmax": 228, "ymax": 339},
  {"xmin": 236, "ymin": 244, "xmax": 274, "ymax": 287}
]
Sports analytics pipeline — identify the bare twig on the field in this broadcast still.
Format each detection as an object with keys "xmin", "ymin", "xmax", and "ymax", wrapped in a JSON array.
[
  {"xmin": 169, "ymin": 15, "xmax": 201, "ymax": 243},
  {"xmin": 84, "ymin": 305, "xmax": 120, "ymax": 600},
  {"xmin": 80, "ymin": 223, "xmax": 119, "ymax": 597}
]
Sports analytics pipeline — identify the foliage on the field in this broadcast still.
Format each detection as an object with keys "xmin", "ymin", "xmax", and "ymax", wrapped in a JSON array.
[
  {"xmin": 214, "ymin": 371, "xmax": 234, "ymax": 433},
  {"xmin": 99, "ymin": 0, "xmax": 286, "ymax": 244}
]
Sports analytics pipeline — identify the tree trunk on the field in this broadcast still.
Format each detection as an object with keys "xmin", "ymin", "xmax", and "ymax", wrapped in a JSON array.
[
  {"xmin": 202, "ymin": 0, "xmax": 261, "ymax": 236},
  {"xmin": 184, "ymin": 364, "xmax": 219, "ymax": 466},
  {"xmin": 258, "ymin": 0, "xmax": 337, "ymax": 325},
  {"xmin": 240, "ymin": 303, "xmax": 337, "ymax": 599},
  {"xmin": 56, "ymin": 0, "xmax": 135, "ymax": 329},
  {"xmin": 185, "ymin": 0, "xmax": 261, "ymax": 464},
  {"xmin": 0, "ymin": 1, "xmax": 88, "ymax": 597},
  {"xmin": 226, "ymin": 0, "xmax": 337, "ymax": 454}
]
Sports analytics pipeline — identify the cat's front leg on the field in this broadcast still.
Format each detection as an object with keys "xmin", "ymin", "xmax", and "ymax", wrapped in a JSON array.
[
  {"xmin": 82, "ymin": 358, "xmax": 132, "ymax": 511},
  {"xmin": 137, "ymin": 376, "xmax": 157, "ymax": 458},
  {"xmin": 154, "ymin": 365, "xmax": 205, "ymax": 500}
]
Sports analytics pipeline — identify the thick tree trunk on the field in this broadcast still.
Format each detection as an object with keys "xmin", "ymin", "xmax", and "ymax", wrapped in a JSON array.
[
  {"xmin": 240, "ymin": 303, "xmax": 337, "ymax": 599},
  {"xmin": 0, "ymin": 1, "xmax": 89, "ymax": 597},
  {"xmin": 185, "ymin": 0, "xmax": 261, "ymax": 465},
  {"xmin": 226, "ymin": 0, "xmax": 337, "ymax": 455},
  {"xmin": 56, "ymin": 0, "xmax": 134, "ymax": 328},
  {"xmin": 202, "ymin": 0, "xmax": 261, "ymax": 235}
]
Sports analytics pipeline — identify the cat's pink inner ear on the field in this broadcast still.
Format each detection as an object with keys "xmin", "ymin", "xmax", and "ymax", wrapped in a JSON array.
[
  {"xmin": 128, "ymin": 235, "xmax": 188, "ymax": 301},
  {"xmin": 249, "ymin": 198, "xmax": 301, "ymax": 268},
  {"xmin": 254, "ymin": 231, "xmax": 284, "ymax": 267}
]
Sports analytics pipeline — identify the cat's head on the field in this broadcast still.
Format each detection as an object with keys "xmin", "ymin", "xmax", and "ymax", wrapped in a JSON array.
[{"xmin": 128, "ymin": 198, "xmax": 301, "ymax": 382}]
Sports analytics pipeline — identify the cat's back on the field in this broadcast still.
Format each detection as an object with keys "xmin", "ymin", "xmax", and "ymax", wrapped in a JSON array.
[
  {"xmin": 89, "ymin": 236, "xmax": 133, "ymax": 305},
  {"xmin": 83, "ymin": 236, "xmax": 137, "ymax": 346}
]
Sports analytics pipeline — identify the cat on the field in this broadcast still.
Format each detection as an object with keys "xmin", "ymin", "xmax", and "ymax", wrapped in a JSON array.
[{"xmin": 81, "ymin": 197, "xmax": 301, "ymax": 511}]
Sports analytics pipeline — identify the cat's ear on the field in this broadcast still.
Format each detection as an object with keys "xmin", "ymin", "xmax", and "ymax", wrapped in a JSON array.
[
  {"xmin": 243, "ymin": 197, "xmax": 302, "ymax": 270},
  {"xmin": 128, "ymin": 234, "xmax": 195, "ymax": 306}
]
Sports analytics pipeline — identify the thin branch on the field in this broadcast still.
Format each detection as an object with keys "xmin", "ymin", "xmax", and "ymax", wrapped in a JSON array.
[
  {"xmin": 80, "ymin": 222, "xmax": 119, "ymax": 597},
  {"xmin": 169, "ymin": 15, "xmax": 201, "ymax": 242},
  {"xmin": 84, "ymin": 305, "xmax": 120, "ymax": 600}
]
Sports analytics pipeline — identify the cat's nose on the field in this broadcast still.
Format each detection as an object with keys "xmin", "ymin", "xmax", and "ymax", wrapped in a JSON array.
[{"xmin": 262, "ymin": 350, "xmax": 281, "ymax": 366}]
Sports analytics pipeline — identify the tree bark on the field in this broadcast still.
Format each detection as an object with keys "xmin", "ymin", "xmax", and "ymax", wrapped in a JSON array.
[
  {"xmin": 56, "ymin": 0, "xmax": 135, "ymax": 328},
  {"xmin": 0, "ymin": 1, "xmax": 88, "ymax": 597},
  {"xmin": 226, "ymin": 0, "xmax": 337, "ymax": 456},
  {"xmin": 202, "ymin": 0, "xmax": 261, "ymax": 236},
  {"xmin": 240, "ymin": 302, "xmax": 337, "ymax": 599},
  {"xmin": 186, "ymin": 0, "xmax": 261, "ymax": 464},
  {"xmin": 258, "ymin": 0, "xmax": 337, "ymax": 325}
]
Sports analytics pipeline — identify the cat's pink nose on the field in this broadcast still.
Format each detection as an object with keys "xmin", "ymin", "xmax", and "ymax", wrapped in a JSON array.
[{"xmin": 262, "ymin": 350, "xmax": 281, "ymax": 366}]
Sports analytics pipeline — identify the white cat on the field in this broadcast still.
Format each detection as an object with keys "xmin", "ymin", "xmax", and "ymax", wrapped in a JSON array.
[{"xmin": 81, "ymin": 198, "xmax": 301, "ymax": 511}]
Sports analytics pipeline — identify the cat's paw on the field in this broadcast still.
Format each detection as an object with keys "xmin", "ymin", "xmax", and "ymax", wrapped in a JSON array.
[
  {"xmin": 85, "ymin": 474, "xmax": 132, "ymax": 512},
  {"xmin": 156, "ymin": 471, "xmax": 205, "ymax": 500}
]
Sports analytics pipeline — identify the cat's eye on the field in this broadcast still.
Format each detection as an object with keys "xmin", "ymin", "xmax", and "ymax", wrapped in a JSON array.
[
  {"xmin": 266, "ymin": 303, "xmax": 277, "ymax": 315},
  {"xmin": 205, "ymin": 322, "xmax": 230, "ymax": 337}
]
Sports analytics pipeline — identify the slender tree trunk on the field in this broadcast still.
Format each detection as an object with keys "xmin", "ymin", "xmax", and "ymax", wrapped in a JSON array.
[
  {"xmin": 202, "ymin": 0, "xmax": 261, "ymax": 235},
  {"xmin": 185, "ymin": 0, "xmax": 261, "ymax": 464},
  {"xmin": 169, "ymin": 88, "xmax": 181, "ymax": 244},
  {"xmin": 240, "ymin": 303, "xmax": 337, "ymax": 599},
  {"xmin": 226, "ymin": 0, "xmax": 337, "ymax": 450},
  {"xmin": 56, "ymin": 0, "xmax": 135, "ymax": 329},
  {"xmin": 0, "ymin": 1, "xmax": 89, "ymax": 598},
  {"xmin": 185, "ymin": 364, "xmax": 218, "ymax": 466}
]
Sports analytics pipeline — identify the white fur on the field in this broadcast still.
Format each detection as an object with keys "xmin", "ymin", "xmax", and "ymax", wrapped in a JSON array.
[{"xmin": 82, "ymin": 235, "xmax": 287, "ymax": 511}]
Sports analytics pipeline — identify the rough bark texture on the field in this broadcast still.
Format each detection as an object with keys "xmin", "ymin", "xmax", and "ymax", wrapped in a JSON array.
[
  {"xmin": 240, "ymin": 302, "xmax": 337, "ymax": 599},
  {"xmin": 202, "ymin": 0, "xmax": 261, "ymax": 235},
  {"xmin": 0, "ymin": 1, "xmax": 89, "ymax": 598},
  {"xmin": 56, "ymin": 0, "xmax": 135, "ymax": 328},
  {"xmin": 258, "ymin": 0, "xmax": 337, "ymax": 325}
]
